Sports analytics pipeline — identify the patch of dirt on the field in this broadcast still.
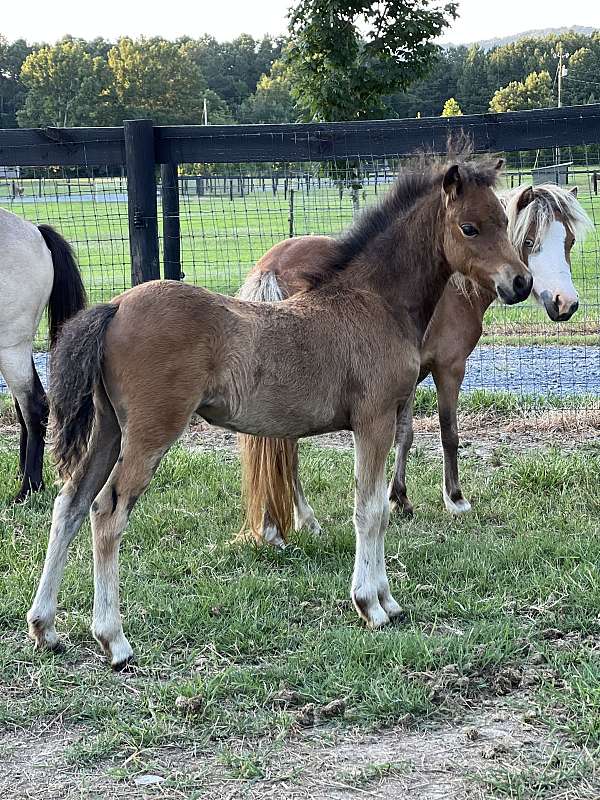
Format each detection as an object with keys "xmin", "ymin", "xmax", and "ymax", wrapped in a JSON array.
[
  {"xmin": 184, "ymin": 409, "xmax": 600, "ymax": 462},
  {"xmin": 2, "ymin": 406, "xmax": 598, "ymax": 464},
  {"xmin": 1, "ymin": 695, "xmax": 596, "ymax": 799}
]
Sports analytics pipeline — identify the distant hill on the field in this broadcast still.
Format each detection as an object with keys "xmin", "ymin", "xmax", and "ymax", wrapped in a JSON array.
[{"xmin": 443, "ymin": 25, "xmax": 597, "ymax": 51}]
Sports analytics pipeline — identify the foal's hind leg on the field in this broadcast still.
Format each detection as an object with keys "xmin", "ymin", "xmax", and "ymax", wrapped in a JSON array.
[
  {"xmin": 352, "ymin": 413, "xmax": 400, "ymax": 628},
  {"xmin": 0, "ymin": 344, "xmax": 48, "ymax": 501},
  {"xmin": 90, "ymin": 412, "xmax": 192, "ymax": 668},
  {"xmin": 432, "ymin": 363, "xmax": 471, "ymax": 514},
  {"xmin": 292, "ymin": 442, "xmax": 321, "ymax": 535},
  {"xmin": 388, "ymin": 391, "xmax": 415, "ymax": 517},
  {"xmin": 27, "ymin": 387, "xmax": 121, "ymax": 650}
]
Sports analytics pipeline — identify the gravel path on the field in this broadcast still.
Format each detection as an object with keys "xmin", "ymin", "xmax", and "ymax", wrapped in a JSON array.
[{"xmin": 2, "ymin": 345, "xmax": 599, "ymax": 397}]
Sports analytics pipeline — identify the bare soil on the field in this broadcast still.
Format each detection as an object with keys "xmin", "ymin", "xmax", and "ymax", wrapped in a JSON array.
[
  {"xmin": 185, "ymin": 409, "xmax": 600, "ymax": 461},
  {"xmin": 1, "ymin": 694, "xmax": 596, "ymax": 799}
]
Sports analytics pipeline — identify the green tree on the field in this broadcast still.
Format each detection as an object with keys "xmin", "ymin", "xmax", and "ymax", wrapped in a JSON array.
[
  {"xmin": 441, "ymin": 97, "xmax": 462, "ymax": 116},
  {"xmin": 486, "ymin": 32, "xmax": 592, "ymax": 96},
  {"xmin": 238, "ymin": 59, "xmax": 296, "ymax": 123},
  {"xmin": 456, "ymin": 45, "xmax": 492, "ymax": 113},
  {"xmin": 562, "ymin": 36, "xmax": 600, "ymax": 105},
  {"xmin": 107, "ymin": 37, "xmax": 232, "ymax": 124},
  {"xmin": 0, "ymin": 36, "xmax": 33, "ymax": 127},
  {"xmin": 489, "ymin": 70, "xmax": 554, "ymax": 112},
  {"xmin": 285, "ymin": 0, "xmax": 458, "ymax": 121},
  {"xmin": 180, "ymin": 34, "xmax": 283, "ymax": 113},
  {"xmin": 389, "ymin": 46, "xmax": 467, "ymax": 118},
  {"xmin": 18, "ymin": 38, "xmax": 111, "ymax": 127}
]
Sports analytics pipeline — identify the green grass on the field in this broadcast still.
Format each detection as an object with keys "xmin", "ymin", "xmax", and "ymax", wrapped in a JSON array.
[
  {"xmin": 2, "ymin": 178, "xmax": 599, "ymax": 349},
  {"xmin": 414, "ymin": 386, "xmax": 600, "ymax": 415},
  {"xmin": 1, "ymin": 434, "xmax": 600, "ymax": 783}
]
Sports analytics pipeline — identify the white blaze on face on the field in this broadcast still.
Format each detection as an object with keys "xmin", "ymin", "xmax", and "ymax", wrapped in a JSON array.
[{"xmin": 529, "ymin": 220, "xmax": 578, "ymax": 315}]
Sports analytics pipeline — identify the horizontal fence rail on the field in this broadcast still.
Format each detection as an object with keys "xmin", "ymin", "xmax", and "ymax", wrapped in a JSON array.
[{"xmin": 0, "ymin": 105, "xmax": 599, "ymax": 166}]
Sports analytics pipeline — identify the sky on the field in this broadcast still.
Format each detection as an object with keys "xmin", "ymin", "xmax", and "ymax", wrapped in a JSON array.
[{"xmin": 2, "ymin": 0, "xmax": 600, "ymax": 45}]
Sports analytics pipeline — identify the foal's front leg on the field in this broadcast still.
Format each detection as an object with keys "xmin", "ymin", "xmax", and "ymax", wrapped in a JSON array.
[
  {"xmin": 352, "ymin": 416, "xmax": 401, "ymax": 628},
  {"xmin": 432, "ymin": 363, "xmax": 471, "ymax": 514}
]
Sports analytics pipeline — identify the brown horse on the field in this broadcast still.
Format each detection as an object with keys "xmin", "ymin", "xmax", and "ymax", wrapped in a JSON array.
[
  {"xmin": 27, "ymin": 149, "xmax": 531, "ymax": 668},
  {"xmin": 239, "ymin": 182, "xmax": 593, "ymax": 545}
]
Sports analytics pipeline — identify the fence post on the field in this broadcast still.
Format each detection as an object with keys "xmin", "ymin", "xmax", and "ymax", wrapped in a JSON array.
[
  {"xmin": 288, "ymin": 188, "xmax": 295, "ymax": 238},
  {"xmin": 160, "ymin": 162, "xmax": 182, "ymax": 280},
  {"xmin": 124, "ymin": 119, "xmax": 160, "ymax": 285}
]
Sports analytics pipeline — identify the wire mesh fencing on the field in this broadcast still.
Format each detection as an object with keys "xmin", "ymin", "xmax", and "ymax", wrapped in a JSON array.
[{"xmin": 1, "ymin": 130, "xmax": 600, "ymax": 414}]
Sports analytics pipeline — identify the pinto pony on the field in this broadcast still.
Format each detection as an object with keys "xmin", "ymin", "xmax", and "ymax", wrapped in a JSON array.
[
  {"xmin": 0, "ymin": 208, "xmax": 86, "ymax": 501},
  {"xmin": 239, "ymin": 183, "xmax": 593, "ymax": 545},
  {"xmin": 27, "ymin": 149, "xmax": 532, "ymax": 668}
]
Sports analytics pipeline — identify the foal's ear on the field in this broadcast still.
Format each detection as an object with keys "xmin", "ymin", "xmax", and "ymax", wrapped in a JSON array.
[
  {"xmin": 494, "ymin": 158, "xmax": 505, "ymax": 171},
  {"xmin": 569, "ymin": 185, "xmax": 578, "ymax": 197},
  {"xmin": 517, "ymin": 186, "xmax": 535, "ymax": 211},
  {"xmin": 442, "ymin": 164, "xmax": 462, "ymax": 200}
]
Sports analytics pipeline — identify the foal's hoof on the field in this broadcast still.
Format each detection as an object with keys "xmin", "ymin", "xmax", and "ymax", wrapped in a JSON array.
[
  {"xmin": 304, "ymin": 516, "xmax": 322, "ymax": 536},
  {"xmin": 389, "ymin": 496, "xmax": 414, "ymax": 518},
  {"xmin": 112, "ymin": 655, "xmax": 136, "ymax": 673},
  {"xmin": 443, "ymin": 489, "xmax": 472, "ymax": 515},
  {"xmin": 92, "ymin": 627, "xmax": 135, "ymax": 670},
  {"xmin": 262, "ymin": 524, "xmax": 287, "ymax": 550},
  {"xmin": 351, "ymin": 591, "xmax": 390, "ymax": 629},
  {"xmin": 380, "ymin": 594, "xmax": 404, "ymax": 620},
  {"xmin": 27, "ymin": 618, "xmax": 65, "ymax": 653}
]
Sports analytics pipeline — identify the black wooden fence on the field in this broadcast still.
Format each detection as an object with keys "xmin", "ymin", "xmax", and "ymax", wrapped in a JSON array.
[{"xmin": 1, "ymin": 104, "xmax": 600, "ymax": 288}]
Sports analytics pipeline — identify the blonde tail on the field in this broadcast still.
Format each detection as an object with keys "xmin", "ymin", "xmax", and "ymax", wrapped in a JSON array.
[
  {"xmin": 239, "ymin": 435, "xmax": 295, "ymax": 542},
  {"xmin": 237, "ymin": 269, "xmax": 294, "ymax": 543}
]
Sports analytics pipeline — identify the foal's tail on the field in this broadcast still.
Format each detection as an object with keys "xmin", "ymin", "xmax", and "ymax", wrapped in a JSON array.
[
  {"xmin": 238, "ymin": 269, "xmax": 295, "ymax": 542},
  {"xmin": 49, "ymin": 303, "xmax": 118, "ymax": 480},
  {"xmin": 38, "ymin": 224, "xmax": 87, "ymax": 348}
]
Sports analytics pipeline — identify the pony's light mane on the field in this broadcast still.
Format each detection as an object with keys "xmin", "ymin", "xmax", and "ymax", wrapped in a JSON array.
[{"xmin": 501, "ymin": 183, "xmax": 594, "ymax": 254}]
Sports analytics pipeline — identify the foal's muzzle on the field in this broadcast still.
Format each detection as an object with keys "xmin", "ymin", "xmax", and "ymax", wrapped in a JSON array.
[{"xmin": 497, "ymin": 273, "xmax": 533, "ymax": 305}]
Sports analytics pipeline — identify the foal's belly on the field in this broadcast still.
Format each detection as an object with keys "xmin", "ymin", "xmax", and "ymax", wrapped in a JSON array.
[{"xmin": 197, "ymin": 391, "xmax": 351, "ymax": 439}]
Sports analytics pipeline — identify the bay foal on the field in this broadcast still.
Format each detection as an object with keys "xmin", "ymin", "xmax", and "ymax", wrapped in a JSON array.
[
  {"xmin": 239, "ymin": 183, "xmax": 592, "ymax": 544},
  {"xmin": 28, "ymin": 152, "xmax": 531, "ymax": 667}
]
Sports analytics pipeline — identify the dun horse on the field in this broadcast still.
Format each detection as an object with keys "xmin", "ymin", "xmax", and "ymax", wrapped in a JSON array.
[
  {"xmin": 28, "ymin": 150, "xmax": 532, "ymax": 668},
  {"xmin": 239, "ymin": 183, "xmax": 593, "ymax": 546},
  {"xmin": 0, "ymin": 208, "xmax": 86, "ymax": 501}
]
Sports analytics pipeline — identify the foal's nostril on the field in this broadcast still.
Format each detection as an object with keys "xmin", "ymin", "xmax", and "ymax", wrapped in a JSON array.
[{"xmin": 512, "ymin": 274, "xmax": 531, "ymax": 299}]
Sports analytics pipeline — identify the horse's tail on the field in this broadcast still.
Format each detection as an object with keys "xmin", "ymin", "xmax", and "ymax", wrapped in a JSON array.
[
  {"xmin": 38, "ymin": 224, "xmax": 87, "ymax": 348},
  {"xmin": 49, "ymin": 303, "xmax": 118, "ymax": 481},
  {"xmin": 237, "ymin": 269, "xmax": 295, "ymax": 543}
]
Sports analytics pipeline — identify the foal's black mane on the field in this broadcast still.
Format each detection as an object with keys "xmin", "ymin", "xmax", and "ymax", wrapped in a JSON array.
[{"xmin": 306, "ymin": 140, "xmax": 502, "ymax": 288}]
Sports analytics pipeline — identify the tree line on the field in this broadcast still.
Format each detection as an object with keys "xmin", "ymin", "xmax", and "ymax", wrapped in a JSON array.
[
  {"xmin": 1, "ymin": 13, "xmax": 599, "ymax": 131},
  {"xmin": 392, "ymin": 30, "xmax": 600, "ymax": 118}
]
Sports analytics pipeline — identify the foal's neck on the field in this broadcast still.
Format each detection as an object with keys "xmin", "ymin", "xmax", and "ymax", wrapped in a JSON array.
[{"xmin": 361, "ymin": 191, "xmax": 452, "ymax": 338}]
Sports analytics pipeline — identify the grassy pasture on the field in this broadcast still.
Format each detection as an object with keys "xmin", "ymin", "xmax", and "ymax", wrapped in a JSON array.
[{"xmin": 1, "ymin": 414, "xmax": 600, "ymax": 795}]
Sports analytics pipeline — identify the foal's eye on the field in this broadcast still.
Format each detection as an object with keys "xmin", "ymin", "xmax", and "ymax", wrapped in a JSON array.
[
  {"xmin": 460, "ymin": 223, "xmax": 479, "ymax": 237},
  {"xmin": 524, "ymin": 238, "xmax": 534, "ymax": 249}
]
